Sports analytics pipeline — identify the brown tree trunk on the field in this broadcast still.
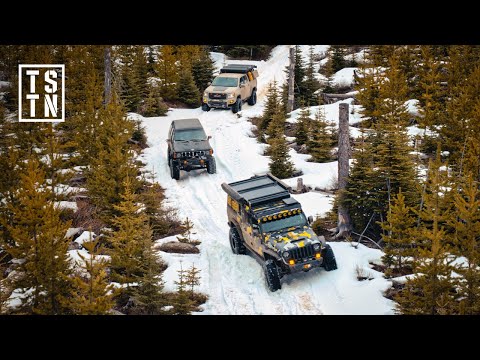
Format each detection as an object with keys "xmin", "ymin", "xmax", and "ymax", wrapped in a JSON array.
[
  {"xmin": 336, "ymin": 102, "xmax": 352, "ymax": 238},
  {"xmin": 287, "ymin": 46, "xmax": 295, "ymax": 113},
  {"xmin": 104, "ymin": 46, "xmax": 112, "ymax": 105}
]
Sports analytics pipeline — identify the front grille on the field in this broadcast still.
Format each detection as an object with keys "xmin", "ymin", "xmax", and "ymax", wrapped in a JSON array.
[
  {"xmin": 180, "ymin": 150, "xmax": 207, "ymax": 158},
  {"xmin": 209, "ymin": 93, "xmax": 226, "ymax": 100},
  {"xmin": 290, "ymin": 243, "xmax": 315, "ymax": 261}
]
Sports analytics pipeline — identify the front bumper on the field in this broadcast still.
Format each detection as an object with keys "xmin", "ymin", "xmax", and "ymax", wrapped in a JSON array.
[
  {"xmin": 173, "ymin": 157, "xmax": 210, "ymax": 171},
  {"xmin": 204, "ymin": 99, "xmax": 236, "ymax": 109},
  {"xmin": 288, "ymin": 258, "xmax": 323, "ymax": 273}
]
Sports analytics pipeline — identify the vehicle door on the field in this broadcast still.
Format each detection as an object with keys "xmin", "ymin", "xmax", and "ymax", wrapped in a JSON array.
[
  {"xmin": 240, "ymin": 206, "xmax": 256, "ymax": 249},
  {"xmin": 239, "ymin": 75, "xmax": 249, "ymax": 100}
]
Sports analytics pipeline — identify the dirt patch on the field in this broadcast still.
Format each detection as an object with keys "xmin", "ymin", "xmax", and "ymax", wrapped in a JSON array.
[{"xmin": 158, "ymin": 241, "xmax": 199, "ymax": 254}]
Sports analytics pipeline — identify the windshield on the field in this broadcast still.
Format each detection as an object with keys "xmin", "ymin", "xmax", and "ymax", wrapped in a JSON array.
[
  {"xmin": 174, "ymin": 129, "xmax": 207, "ymax": 141},
  {"xmin": 260, "ymin": 214, "xmax": 307, "ymax": 233},
  {"xmin": 211, "ymin": 76, "xmax": 238, "ymax": 87}
]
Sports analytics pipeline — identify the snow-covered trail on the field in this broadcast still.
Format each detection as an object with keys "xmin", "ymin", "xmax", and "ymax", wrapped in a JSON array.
[{"xmin": 139, "ymin": 45, "xmax": 394, "ymax": 314}]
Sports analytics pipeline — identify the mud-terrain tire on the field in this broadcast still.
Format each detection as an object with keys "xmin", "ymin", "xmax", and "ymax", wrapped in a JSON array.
[
  {"xmin": 232, "ymin": 97, "xmax": 242, "ymax": 113},
  {"xmin": 323, "ymin": 244, "xmax": 338, "ymax": 271},
  {"xmin": 169, "ymin": 158, "xmax": 180, "ymax": 180},
  {"xmin": 264, "ymin": 259, "xmax": 281, "ymax": 292},
  {"xmin": 229, "ymin": 227, "xmax": 246, "ymax": 255},
  {"xmin": 207, "ymin": 157, "xmax": 216, "ymax": 174},
  {"xmin": 247, "ymin": 89, "xmax": 257, "ymax": 106},
  {"xmin": 202, "ymin": 103, "xmax": 210, "ymax": 112}
]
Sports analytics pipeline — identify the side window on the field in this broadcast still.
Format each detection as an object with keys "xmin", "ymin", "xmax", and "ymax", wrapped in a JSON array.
[
  {"xmin": 240, "ymin": 76, "xmax": 246, "ymax": 84},
  {"xmin": 169, "ymin": 126, "xmax": 174, "ymax": 141}
]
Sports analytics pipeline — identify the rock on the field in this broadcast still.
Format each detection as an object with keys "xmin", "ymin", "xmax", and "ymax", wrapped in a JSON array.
[{"xmin": 158, "ymin": 241, "xmax": 200, "ymax": 254}]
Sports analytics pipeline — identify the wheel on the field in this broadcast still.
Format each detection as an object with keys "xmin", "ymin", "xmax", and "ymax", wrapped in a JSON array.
[
  {"xmin": 207, "ymin": 157, "xmax": 216, "ymax": 174},
  {"xmin": 264, "ymin": 259, "xmax": 281, "ymax": 292},
  {"xmin": 232, "ymin": 97, "xmax": 242, "ymax": 113},
  {"xmin": 247, "ymin": 89, "xmax": 257, "ymax": 106},
  {"xmin": 169, "ymin": 158, "xmax": 180, "ymax": 180},
  {"xmin": 323, "ymin": 244, "xmax": 337, "ymax": 271},
  {"xmin": 229, "ymin": 227, "xmax": 246, "ymax": 255},
  {"xmin": 202, "ymin": 103, "xmax": 210, "ymax": 112}
]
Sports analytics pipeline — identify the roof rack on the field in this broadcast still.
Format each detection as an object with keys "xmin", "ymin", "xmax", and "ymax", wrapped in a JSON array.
[
  {"xmin": 220, "ymin": 64, "xmax": 257, "ymax": 74},
  {"xmin": 221, "ymin": 173, "xmax": 292, "ymax": 207}
]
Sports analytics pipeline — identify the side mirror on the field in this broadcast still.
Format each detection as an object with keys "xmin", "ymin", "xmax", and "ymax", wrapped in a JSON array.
[
  {"xmin": 208, "ymin": 135, "xmax": 212, "ymax": 140},
  {"xmin": 308, "ymin": 215, "xmax": 314, "ymax": 224},
  {"xmin": 207, "ymin": 81, "xmax": 211, "ymax": 86}
]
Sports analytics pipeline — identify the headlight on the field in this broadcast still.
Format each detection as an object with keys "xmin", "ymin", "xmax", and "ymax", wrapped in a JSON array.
[
  {"xmin": 227, "ymin": 93, "xmax": 235, "ymax": 99},
  {"xmin": 204, "ymin": 92, "xmax": 208, "ymax": 97},
  {"xmin": 313, "ymin": 243, "xmax": 321, "ymax": 251},
  {"xmin": 282, "ymin": 251, "xmax": 291, "ymax": 259}
]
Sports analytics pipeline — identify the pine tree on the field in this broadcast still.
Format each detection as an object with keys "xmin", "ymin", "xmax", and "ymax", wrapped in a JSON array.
[
  {"xmin": 381, "ymin": 191, "xmax": 416, "ymax": 277},
  {"xmin": 369, "ymin": 45, "xmax": 396, "ymax": 68},
  {"xmin": 177, "ymin": 217, "xmax": 200, "ymax": 246},
  {"xmin": 449, "ymin": 173, "xmax": 480, "ymax": 314},
  {"xmin": 303, "ymin": 46, "xmax": 321, "ymax": 105},
  {"xmin": 192, "ymin": 48, "xmax": 215, "ymax": 93},
  {"xmin": 268, "ymin": 135, "xmax": 295, "ymax": 179},
  {"xmin": 185, "ymin": 263, "xmax": 201, "ymax": 297},
  {"xmin": 108, "ymin": 178, "xmax": 153, "ymax": 292},
  {"xmin": 266, "ymin": 109, "xmax": 287, "ymax": 140},
  {"xmin": 260, "ymin": 80, "xmax": 282, "ymax": 133},
  {"xmin": 4, "ymin": 158, "xmax": 72, "ymax": 314},
  {"xmin": 295, "ymin": 105, "xmax": 311, "ymax": 146},
  {"xmin": 157, "ymin": 45, "xmax": 179, "ymax": 100},
  {"xmin": 141, "ymin": 181, "xmax": 171, "ymax": 238},
  {"xmin": 177, "ymin": 68, "xmax": 201, "ymax": 108},
  {"xmin": 293, "ymin": 46, "xmax": 307, "ymax": 108},
  {"xmin": 67, "ymin": 237, "xmax": 116, "ymax": 315},
  {"xmin": 396, "ymin": 155, "xmax": 456, "ymax": 315},
  {"xmin": 308, "ymin": 107, "xmax": 333, "ymax": 163},
  {"xmin": 141, "ymin": 82, "xmax": 169, "ymax": 117},
  {"xmin": 328, "ymin": 45, "xmax": 347, "ymax": 76},
  {"xmin": 173, "ymin": 262, "xmax": 195, "ymax": 315},
  {"xmin": 355, "ymin": 52, "xmax": 382, "ymax": 126}
]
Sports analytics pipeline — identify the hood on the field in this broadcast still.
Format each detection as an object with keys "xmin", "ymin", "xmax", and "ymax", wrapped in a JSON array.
[
  {"xmin": 205, "ymin": 85, "xmax": 236, "ymax": 94},
  {"xmin": 263, "ymin": 226, "xmax": 322, "ymax": 252},
  {"xmin": 173, "ymin": 139, "xmax": 211, "ymax": 152}
]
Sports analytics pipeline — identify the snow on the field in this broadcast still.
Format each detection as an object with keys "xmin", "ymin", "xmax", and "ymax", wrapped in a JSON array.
[
  {"xmin": 74, "ymin": 231, "xmax": 95, "ymax": 246},
  {"xmin": 405, "ymin": 99, "xmax": 420, "ymax": 116},
  {"xmin": 54, "ymin": 201, "xmax": 78, "ymax": 212},
  {"xmin": 65, "ymin": 227, "xmax": 83, "ymax": 239},
  {"xmin": 331, "ymin": 67, "xmax": 357, "ymax": 87},
  {"xmin": 139, "ymin": 45, "xmax": 394, "ymax": 314},
  {"xmin": 210, "ymin": 52, "xmax": 226, "ymax": 74}
]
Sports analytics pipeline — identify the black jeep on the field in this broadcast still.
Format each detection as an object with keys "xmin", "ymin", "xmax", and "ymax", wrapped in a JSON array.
[{"xmin": 167, "ymin": 118, "xmax": 216, "ymax": 180}]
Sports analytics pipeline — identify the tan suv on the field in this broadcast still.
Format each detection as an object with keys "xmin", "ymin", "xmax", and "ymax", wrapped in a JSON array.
[{"xmin": 202, "ymin": 64, "xmax": 258, "ymax": 113}]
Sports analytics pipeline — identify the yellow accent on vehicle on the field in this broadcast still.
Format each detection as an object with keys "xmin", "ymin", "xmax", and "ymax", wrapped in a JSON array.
[
  {"xmin": 245, "ymin": 206, "xmax": 250, "ymax": 211},
  {"xmin": 298, "ymin": 231, "xmax": 312, "ymax": 238},
  {"xmin": 247, "ymin": 226, "xmax": 252, "ymax": 234},
  {"xmin": 281, "ymin": 237, "xmax": 290, "ymax": 242},
  {"xmin": 298, "ymin": 240, "xmax": 305, "ymax": 248},
  {"xmin": 258, "ymin": 219, "xmax": 261, "ymax": 224},
  {"xmin": 231, "ymin": 199, "xmax": 239, "ymax": 212},
  {"xmin": 315, "ymin": 253, "xmax": 321, "ymax": 259},
  {"xmin": 258, "ymin": 246, "xmax": 263, "ymax": 255},
  {"xmin": 289, "ymin": 259, "xmax": 295, "ymax": 265}
]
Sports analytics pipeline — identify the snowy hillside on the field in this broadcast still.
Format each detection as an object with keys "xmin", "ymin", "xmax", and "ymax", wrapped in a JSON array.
[{"xmin": 137, "ymin": 45, "xmax": 395, "ymax": 315}]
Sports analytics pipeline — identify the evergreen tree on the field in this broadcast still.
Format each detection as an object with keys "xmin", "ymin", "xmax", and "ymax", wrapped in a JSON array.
[
  {"xmin": 177, "ymin": 217, "xmax": 200, "ymax": 246},
  {"xmin": 295, "ymin": 105, "xmax": 311, "ymax": 146},
  {"xmin": 141, "ymin": 82, "xmax": 169, "ymax": 117},
  {"xmin": 108, "ymin": 178, "xmax": 154, "ymax": 295},
  {"xmin": 449, "ymin": 173, "xmax": 480, "ymax": 314},
  {"xmin": 141, "ymin": 181, "xmax": 171, "ymax": 238},
  {"xmin": 192, "ymin": 48, "xmax": 215, "ymax": 93},
  {"xmin": 369, "ymin": 45, "xmax": 396, "ymax": 68},
  {"xmin": 396, "ymin": 155, "xmax": 456, "ymax": 315},
  {"xmin": 177, "ymin": 68, "xmax": 201, "ymax": 108},
  {"xmin": 173, "ymin": 262, "xmax": 194, "ymax": 315},
  {"xmin": 293, "ymin": 46, "xmax": 307, "ymax": 108},
  {"xmin": 355, "ymin": 53, "xmax": 382, "ymax": 126},
  {"xmin": 259, "ymin": 80, "xmax": 282, "ymax": 137},
  {"xmin": 268, "ymin": 135, "xmax": 295, "ymax": 179},
  {"xmin": 4, "ymin": 159, "xmax": 72, "ymax": 314},
  {"xmin": 381, "ymin": 190, "xmax": 416, "ymax": 277},
  {"xmin": 157, "ymin": 45, "xmax": 179, "ymax": 100},
  {"xmin": 328, "ymin": 45, "xmax": 347, "ymax": 75},
  {"xmin": 185, "ymin": 263, "xmax": 201, "ymax": 297},
  {"xmin": 303, "ymin": 46, "xmax": 321, "ymax": 105},
  {"xmin": 67, "ymin": 237, "xmax": 116, "ymax": 315},
  {"xmin": 266, "ymin": 109, "xmax": 287, "ymax": 140},
  {"xmin": 308, "ymin": 107, "xmax": 333, "ymax": 163}
]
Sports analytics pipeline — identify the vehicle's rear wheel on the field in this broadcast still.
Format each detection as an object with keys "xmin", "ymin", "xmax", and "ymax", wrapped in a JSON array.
[
  {"xmin": 232, "ymin": 97, "xmax": 242, "ymax": 113},
  {"xmin": 229, "ymin": 227, "xmax": 246, "ymax": 255},
  {"xmin": 202, "ymin": 103, "xmax": 210, "ymax": 112},
  {"xmin": 207, "ymin": 157, "xmax": 216, "ymax": 174},
  {"xmin": 264, "ymin": 259, "xmax": 281, "ymax": 292},
  {"xmin": 169, "ymin": 158, "xmax": 180, "ymax": 180},
  {"xmin": 323, "ymin": 244, "xmax": 338, "ymax": 271},
  {"xmin": 247, "ymin": 89, "xmax": 257, "ymax": 106}
]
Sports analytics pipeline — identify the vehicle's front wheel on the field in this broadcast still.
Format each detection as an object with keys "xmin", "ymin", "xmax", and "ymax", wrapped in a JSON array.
[
  {"xmin": 247, "ymin": 89, "xmax": 257, "ymax": 106},
  {"xmin": 232, "ymin": 97, "xmax": 242, "ymax": 113},
  {"xmin": 229, "ymin": 227, "xmax": 246, "ymax": 255},
  {"xmin": 207, "ymin": 157, "xmax": 216, "ymax": 174},
  {"xmin": 202, "ymin": 103, "xmax": 210, "ymax": 112},
  {"xmin": 169, "ymin": 158, "xmax": 180, "ymax": 180},
  {"xmin": 264, "ymin": 259, "xmax": 281, "ymax": 292},
  {"xmin": 323, "ymin": 244, "xmax": 338, "ymax": 271}
]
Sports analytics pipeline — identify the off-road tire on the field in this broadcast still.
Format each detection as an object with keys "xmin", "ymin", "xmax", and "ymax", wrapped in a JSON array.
[
  {"xmin": 169, "ymin": 158, "xmax": 180, "ymax": 180},
  {"xmin": 202, "ymin": 103, "xmax": 210, "ymax": 112},
  {"xmin": 229, "ymin": 227, "xmax": 246, "ymax": 255},
  {"xmin": 232, "ymin": 97, "xmax": 242, "ymax": 113},
  {"xmin": 247, "ymin": 89, "xmax": 257, "ymax": 106},
  {"xmin": 323, "ymin": 244, "xmax": 337, "ymax": 271},
  {"xmin": 207, "ymin": 157, "xmax": 216, "ymax": 174},
  {"xmin": 264, "ymin": 259, "xmax": 281, "ymax": 292}
]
